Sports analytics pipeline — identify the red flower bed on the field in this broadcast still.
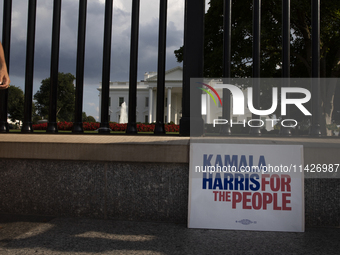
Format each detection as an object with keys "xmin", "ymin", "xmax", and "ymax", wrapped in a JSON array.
[
  {"xmin": 110, "ymin": 123, "xmax": 127, "ymax": 131},
  {"xmin": 83, "ymin": 122, "xmax": 100, "ymax": 131},
  {"xmin": 58, "ymin": 121, "xmax": 73, "ymax": 130},
  {"xmin": 137, "ymin": 123, "xmax": 155, "ymax": 132},
  {"xmin": 165, "ymin": 124, "xmax": 180, "ymax": 132},
  {"xmin": 32, "ymin": 122, "xmax": 179, "ymax": 132},
  {"xmin": 33, "ymin": 123, "xmax": 48, "ymax": 130}
]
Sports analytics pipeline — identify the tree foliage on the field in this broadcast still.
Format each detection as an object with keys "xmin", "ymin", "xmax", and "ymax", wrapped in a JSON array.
[
  {"xmin": 82, "ymin": 112, "xmax": 96, "ymax": 122},
  {"xmin": 8, "ymin": 85, "xmax": 24, "ymax": 123},
  {"xmin": 175, "ymin": 0, "xmax": 340, "ymax": 135},
  {"xmin": 34, "ymin": 73, "xmax": 76, "ymax": 122}
]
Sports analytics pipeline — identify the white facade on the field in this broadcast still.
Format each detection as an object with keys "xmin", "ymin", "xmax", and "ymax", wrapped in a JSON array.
[
  {"xmin": 98, "ymin": 66, "xmax": 183, "ymax": 124},
  {"xmin": 97, "ymin": 66, "xmax": 274, "ymax": 130}
]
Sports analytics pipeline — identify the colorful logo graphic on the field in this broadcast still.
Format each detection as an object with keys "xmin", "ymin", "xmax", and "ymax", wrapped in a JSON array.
[{"xmin": 197, "ymin": 82, "xmax": 223, "ymax": 107}]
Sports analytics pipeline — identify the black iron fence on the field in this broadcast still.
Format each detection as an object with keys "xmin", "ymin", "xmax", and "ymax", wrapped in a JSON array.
[{"xmin": 0, "ymin": 0, "xmax": 324, "ymax": 136}]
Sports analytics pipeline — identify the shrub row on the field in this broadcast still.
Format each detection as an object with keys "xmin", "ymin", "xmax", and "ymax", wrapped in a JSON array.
[{"xmin": 32, "ymin": 122, "xmax": 180, "ymax": 132}]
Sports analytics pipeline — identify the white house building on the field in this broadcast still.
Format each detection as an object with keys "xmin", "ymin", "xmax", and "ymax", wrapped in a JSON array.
[
  {"xmin": 98, "ymin": 66, "xmax": 183, "ymax": 124},
  {"xmin": 97, "ymin": 66, "xmax": 274, "ymax": 130}
]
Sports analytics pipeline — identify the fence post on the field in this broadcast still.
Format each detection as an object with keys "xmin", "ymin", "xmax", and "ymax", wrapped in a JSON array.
[
  {"xmin": 309, "ymin": 0, "xmax": 321, "ymax": 136},
  {"xmin": 179, "ymin": 0, "xmax": 205, "ymax": 136},
  {"xmin": 126, "ymin": 0, "xmax": 140, "ymax": 134},
  {"xmin": 47, "ymin": 0, "xmax": 62, "ymax": 133},
  {"xmin": 249, "ymin": 0, "xmax": 261, "ymax": 136},
  {"xmin": 0, "ymin": 0, "xmax": 12, "ymax": 133},
  {"xmin": 22, "ymin": 0, "xmax": 37, "ymax": 133},
  {"xmin": 154, "ymin": 0, "xmax": 168, "ymax": 135},
  {"xmin": 280, "ymin": 0, "xmax": 292, "ymax": 136},
  {"xmin": 99, "ymin": 0, "xmax": 113, "ymax": 134},
  {"xmin": 220, "ymin": 0, "xmax": 232, "ymax": 136},
  {"xmin": 73, "ymin": 0, "xmax": 88, "ymax": 133}
]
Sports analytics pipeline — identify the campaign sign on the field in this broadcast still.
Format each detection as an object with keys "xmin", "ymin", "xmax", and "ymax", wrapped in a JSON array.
[{"xmin": 188, "ymin": 143, "xmax": 304, "ymax": 232}]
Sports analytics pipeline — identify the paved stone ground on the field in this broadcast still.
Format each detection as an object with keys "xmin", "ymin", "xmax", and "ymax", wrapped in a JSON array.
[{"xmin": 0, "ymin": 214, "xmax": 339, "ymax": 255}]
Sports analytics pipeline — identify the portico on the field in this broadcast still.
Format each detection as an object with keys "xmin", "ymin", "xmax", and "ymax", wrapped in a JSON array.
[{"xmin": 98, "ymin": 66, "xmax": 183, "ymax": 124}]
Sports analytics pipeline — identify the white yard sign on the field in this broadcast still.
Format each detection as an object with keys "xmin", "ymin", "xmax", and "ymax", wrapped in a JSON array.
[{"xmin": 188, "ymin": 143, "xmax": 304, "ymax": 232}]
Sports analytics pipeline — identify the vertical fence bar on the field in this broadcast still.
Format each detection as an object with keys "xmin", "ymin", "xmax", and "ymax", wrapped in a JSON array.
[
  {"xmin": 309, "ymin": 0, "xmax": 321, "ymax": 136},
  {"xmin": 154, "ymin": 0, "xmax": 168, "ymax": 135},
  {"xmin": 0, "ymin": 0, "xmax": 12, "ymax": 133},
  {"xmin": 179, "ymin": 0, "xmax": 205, "ymax": 136},
  {"xmin": 22, "ymin": 0, "xmax": 37, "ymax": 133},
  {"xmin": 126, "ymin": 0, "xmax": 140, "ymax": 134},
  {"xmin": 249, "ymin": 0, "xmax": 261, "ymax": 136},
  {"xmin": 220, "ymin": 0, "xmax": 232, "ymax": 136},
  {"xmin": 280, "ymin": 0, "xmax": 292, "ymax": 136},
  {"xmin": 99, "ymin": 0, "xmax": 113, "ymax": 134},
  {"xmin": 72, "ymin": 0, "xmax": 88, "ymax": 133},
  {"xmin": 282, "ymin": 0, "xmax": 290, "ymax": 79},
  {"xmin": 47, "ymin": 0, "xmax": 62, "ymax": 133}
]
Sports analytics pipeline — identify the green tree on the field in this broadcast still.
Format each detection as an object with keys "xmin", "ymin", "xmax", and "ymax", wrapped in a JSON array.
[
  {"xmin": 82, "ymin": 111, "xmax": 87, "ymax": 122},
  {"xmin": 86, "ymin": 116, "xmax": 96, "ymax": 122},
  {"xmin": 34, "ymin": 72, "xmax": 76, "ymax": 122},
  {"xmin": 8, "ymin": 85, "xmax": 24, "ymax": 123},
  {"xmin": 175, "ymin": 0, "xmax": 340, "ymax": 135},
  {"xmin": 82, "ymin": 111, "xmax": 96, "ymax": 122}
]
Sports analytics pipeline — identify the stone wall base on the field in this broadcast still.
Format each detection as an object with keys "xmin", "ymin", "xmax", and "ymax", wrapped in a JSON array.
[{"xmin": 1, "ymin": 159, "xmax": 339, "ymax": 227}]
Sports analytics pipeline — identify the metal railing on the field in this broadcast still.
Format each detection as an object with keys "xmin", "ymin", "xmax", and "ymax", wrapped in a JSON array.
[{"xmin": 0, "ymin": 0, "xmax": 323, "ymax": 136}]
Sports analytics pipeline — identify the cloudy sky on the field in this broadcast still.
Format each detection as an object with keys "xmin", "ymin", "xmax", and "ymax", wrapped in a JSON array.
[{"xmin": 0, "ymin": 0, "xmax": 209, "ymax": 120}]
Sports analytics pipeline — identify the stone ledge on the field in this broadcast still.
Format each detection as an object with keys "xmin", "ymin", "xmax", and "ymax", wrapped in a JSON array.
[
  {"xmin": 191, "ymin": 137, "xmax": 340, "ymax": 165},
  {"xmin": 0, "ymin": 134, "xmax": 190, "ymax": 163},
  {"xmin": 191, "ymin": 136, "xmax": 340, "ymax": 148},
  {"xmin": 1, "ymin": 134, "xmax": 340, "ymax": 164}
]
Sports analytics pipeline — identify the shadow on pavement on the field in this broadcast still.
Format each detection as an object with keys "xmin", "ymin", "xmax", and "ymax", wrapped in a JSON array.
[{"xmin": 0, "ymin": 214, "xmax": 340, "ymax": 254}]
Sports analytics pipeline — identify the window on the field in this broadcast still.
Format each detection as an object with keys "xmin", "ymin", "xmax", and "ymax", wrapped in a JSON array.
[
  {"xmin": 145, "ymin": 115, "xmax": 148, "ymax": 123},
  {"xmin": 119, "ymin": 97, "xmax": 124, "ymax": 107},
  {"xmin": 145, "ymin": 97, "xmax": 149, "ymax": 107}
]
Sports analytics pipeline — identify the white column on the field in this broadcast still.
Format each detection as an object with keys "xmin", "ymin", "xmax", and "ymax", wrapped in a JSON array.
[
  {"xmin": 153, "ymin": 90, "xmax": 157, "ymax": 123},
  {"xmin": 174, "ymin": 94, "xmax": 178, "ymax": 124},
  {"xmin": 98, "ymin": 91, "xmax": 101, "ymax": 122},
  {"xmin": 167, "ymin": 87, "xmax": 172, "ymax": 123},
  {"xmin": 148, "ymin": 87, "xmax": 153, "ymax": 123},
  {"xmin": 206, "ymin": 91, "xmax": 210, "ymax": 123}
]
